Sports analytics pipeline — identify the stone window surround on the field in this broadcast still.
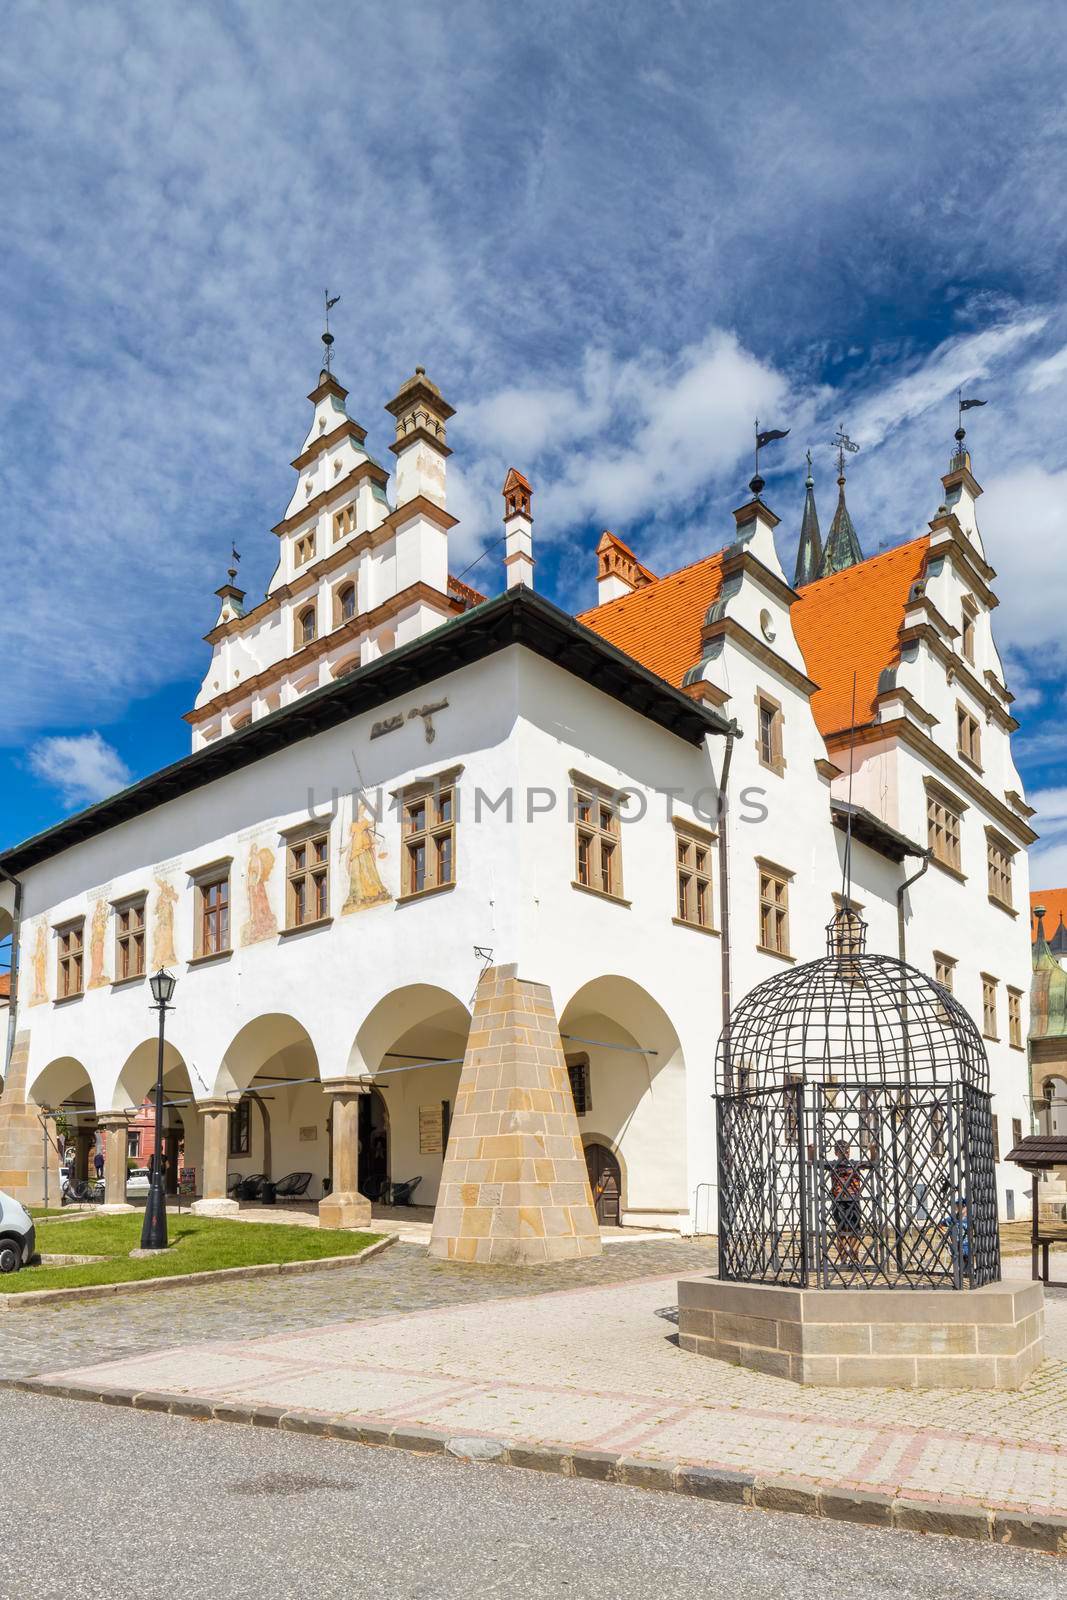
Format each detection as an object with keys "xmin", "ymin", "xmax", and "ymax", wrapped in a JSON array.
[
  {"xmin": 924, "ymin": 774, "xmax": 967, "ymax": 879},
  {"xmin": 985, "ymin": 824, "xmax": 1017, "ymax": 915},
  {"xmin": 673, "ymin": 815, "xmax": 717, "ymax": 934},
  {"xmin": 756, "ymin": 855, "xmax": 793, "ymax": 961},
  {"xmin": 280, "ymin": 819, "xmax": 331, "ymax": 930},
  {"xmin": 54, "ymin": 915, "xmax": 85, "ymax": 1001},
  {"xmin": 981, "ymin": 972, "xmax": 999, "ymax": 1041},
  {"xmin": 754, "ymin": 686, "xmax": 786, "ymax": 777},
  {"xmin": 187, "ymin": 856, "xmax": 234, "ymax": 963},
  {"xmin": 955, "ymin": 699, "xmax": 983, "ymax": 773},
  {"xmin": 395, "ymin": 766, "xmax": 460, "ymax": 902},
  {"xmin": 1007, "ymin": 985, "xmax": 1024, "ymax": 1051},
  {"xmin": 570, "ymin": 769, "xmax": 626, "ymax": 903},
  {"xmin": 111, "ymin": 890, "xmax": 147, "ymax": 984}
]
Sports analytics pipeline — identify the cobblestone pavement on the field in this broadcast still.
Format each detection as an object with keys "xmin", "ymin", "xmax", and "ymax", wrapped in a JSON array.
[{"xmin": 0, "ymin": 1237, "xmax": 713, "ymax": 1380}]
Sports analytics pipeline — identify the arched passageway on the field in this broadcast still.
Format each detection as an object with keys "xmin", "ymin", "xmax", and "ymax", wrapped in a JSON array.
[{"xmin": 27, "ymin": 1056, "xmax": 97, "ymax": 1196}]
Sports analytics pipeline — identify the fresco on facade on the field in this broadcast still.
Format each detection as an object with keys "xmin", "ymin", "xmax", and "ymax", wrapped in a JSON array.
[
  {"xmin": 87, "ymin": 899, "xmax": 110, "ymax": 989},
  {"xmin": 29, "ymin": 921, "xmax": 48, "ymax": 1006},
  {"xmin": 241, "ymin": 843, "xmax": 278, "ymax": 946},
  {"xmin": 152, "ymin": 877, "xmax": 179, "ymax": 967},
  {"xmin": 342, "ymin": 802, "xmax": 391, "ymax": 913}
]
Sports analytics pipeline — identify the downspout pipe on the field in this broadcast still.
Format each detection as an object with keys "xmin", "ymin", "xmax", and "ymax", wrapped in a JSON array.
[
  {"xmin": 896, "ymin": 849, "xmax": 932, "ymax": 964},
  {"xmin": 717, "ymin": 720, "xmax": 739, "ymax": 1092},
  {"xmin": 0, "ymin": 864, "xmax": 23, "ymax": 1089}
]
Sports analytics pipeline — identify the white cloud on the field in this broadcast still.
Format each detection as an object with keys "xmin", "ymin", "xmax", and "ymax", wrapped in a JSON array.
[
  {"xmin": 28, "ymin": 733, "xmax": 131, "ymax": 809},
  {"xmin": 1026, "ymin": 344, "xmax": 1067, "ymax": 393}
]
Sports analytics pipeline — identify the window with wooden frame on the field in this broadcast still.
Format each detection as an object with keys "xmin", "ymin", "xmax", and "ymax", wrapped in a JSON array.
[
  {"xmin": 755, "ymin": 689, "xmax": 784, "ymax": 775},
  {"xmin": 572, "ymin": 779, "xmax": 623, "ymax": 900},
  {"xmin": 1012, "ymin": 1116, "xmax": 1023, "ymax": 1148},
  {"xmin": 229, "ymin": 1097, "xmax": 252, "ymax": 1157},
  {"xmin": 566, "ymin": 1055, "xmax": 591, "ymax": 1117},
  {"xmin": 1007, "ymin": 987, "xmax": 1023, "ymax": 1049},
  {"xmin": 674, "ymin": 820, "xmax": 715, "ymax": 931},
  {"xmin": 981, "ymin": 974, "xmax": 998, "ymax": 1040},
  {"xmin": 337, "ymin": 582, "xmax": 356, "ymax": 625},
  {"xmin": 196, "ymin": 875, "xmax": 230, "ymax": 957},
  {"xmin": 986, "ymin": 830, "xmax": 1015, "ymax": 910},
  {"xmin": 925, "ymin": 781, "xmax": 964, "ymax": 873},
  {"xmin": 757, "ymin": 861, "xmax": 791, "ymax": 957},
  {"xmin": 933, "ymin": 951, "xmax": 956, "ymax": 993},
  {"xmin": 991, "ymin": 1113, "xmax": 1000, "ymax": 1163},
  {"xmin": 956, "ymin": 703, "xmax": 982, "ymax": 769},
  {"xmin": 114, "ymin": 895, "xmax": 146, "ymax": 981},
  {"xmin": 960, "ymin": 600, "xmax": 976, "ymax": 665},
  {"xmin": 332, "ymin": 503, "xmax": 355, "ymax": 542},
  {"xmin": 297, "ymin": 604, "xmax": 317, "ymax": 647},
  {"xmin": 294, "ymin": 531, "xmax": 315, "ymax": 567},
  {"xmin": 286, "ymin": 829, "xmax": 330, "ymax": 928},
  {"xmin": 56, "ymin": 919, "xmax": 84, "ymax": 999},
  {"xmin": 400, "ymin": 778, "xmax": 456, "ymax": 899}
]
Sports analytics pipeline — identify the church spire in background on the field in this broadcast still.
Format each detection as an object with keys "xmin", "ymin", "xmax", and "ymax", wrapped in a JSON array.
[
  {"xmin": 793, "ymin": 449, "xmax": 823, "ymax": 587},
  {"xmin": 818, "ymin": 428, "xmax": 864, "ymax": 577}
]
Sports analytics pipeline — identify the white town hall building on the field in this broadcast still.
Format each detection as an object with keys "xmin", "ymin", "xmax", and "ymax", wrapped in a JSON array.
[{"xmin": 0, "ymin": 358, "xmax": 1038, "ymax": 1257}]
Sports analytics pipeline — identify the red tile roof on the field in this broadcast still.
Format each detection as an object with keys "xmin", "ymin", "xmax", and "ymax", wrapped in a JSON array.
[
  {"xmin": 1032, "ymin": 890, "xmax": 1067, "ymax": 941},
  {"xmin": 0, "ymin": 973, "xmax": 9, "ymax": 1002},
  {"xmin": 579, "ymin": 535, "xmax": 930, "ymax": 741}
]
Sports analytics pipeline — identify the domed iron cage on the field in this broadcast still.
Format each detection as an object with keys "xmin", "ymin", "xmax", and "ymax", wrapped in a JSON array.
[{"xmin": 715, "ymin": 910, "xmax": 1001, "ymax": 1290}]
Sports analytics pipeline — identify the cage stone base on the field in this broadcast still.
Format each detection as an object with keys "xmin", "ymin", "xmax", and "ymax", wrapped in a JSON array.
[{"xmin": 677, "ymin": 1277, "xmax": 1044, "ymax": 1389}]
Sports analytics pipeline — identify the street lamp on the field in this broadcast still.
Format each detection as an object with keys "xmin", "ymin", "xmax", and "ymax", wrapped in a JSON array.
[{"xmin": 141, "ymin": 968, "xmax": 177, "ymax": 1250}]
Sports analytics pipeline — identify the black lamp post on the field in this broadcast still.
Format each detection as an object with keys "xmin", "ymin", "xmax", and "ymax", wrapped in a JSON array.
[{"xmin": 141, "ymin": 967, "xmax": 177, "ymax": 1251}]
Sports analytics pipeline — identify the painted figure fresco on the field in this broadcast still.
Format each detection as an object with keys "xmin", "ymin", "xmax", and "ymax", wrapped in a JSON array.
[
  {"xmin": 342, "ymin": 802, "xmax": 391, "ymax": 913},
  {"xmin": 241, "ymin": 843, "xmax": 278, "ymax": 946},
  {"xmin": 152, "ymin": 877, "xmax": 179, "ymax": 967},
  {"xmin": 87, "ymin": 899, "xmax": 110, "ymax": 989},
  {"xmin": 29, "ymin": 921, "xmax": 48, "ymax": 1005}
]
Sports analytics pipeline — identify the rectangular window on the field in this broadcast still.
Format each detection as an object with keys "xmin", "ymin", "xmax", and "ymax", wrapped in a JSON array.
[
  {"xmin": 956, "ymin": 704, "xmax": 982, "ymax": 769},
  {"xmin": 927, "ymin": 789, "xmax": 962, "ymax": 873},
  {"xmin": 1012, "ymin": 1116, "xmax": 1023, "ymax": 1150},
  {"xmin": 986, "ymin": 834, "xmax": 1014, "ymax": 910},
  {"xmin": 992, "ymin": 1114, "xmax": 1000, "ymax": 1163},
  {"xmin": 229, "ymin": 1098, "xmax": 252, "ymax": 1157},
  {"xmin": 758, "ymin": 864, "xmax": 790, "ymax": 957},
  {"xmin": 981, "ymin": 974, "xmax": 998, "ymax": 1040},
  {"xmin": 127, "ymin": 1131, "xmax": 141, "ymax": 1160},
  {"xmin": 567, "ymin": 1056, "xmax": 591, "ymax": 1117},
  {"xmin": 573, "ymin": 784, "xmax": 623, "ymax": 900},
  {"xmin": 1007, "ymin": 987, "xmax": 1023, "ymax": 1049},
  {"xmin": 402, "ymin": 781, "xmax": 456, "ymax": 899},
  {"xmin": 114, "ymin": 897, "xmax": 146, "ymax": 981},
  {"xmin": 756, "ymin": 691, "xmax": 784, "ymax": 775},
  {"xmin": 295, "ymin": 531, "xmax": 315, "ymax": 567},
  {"xmin": 287, "ymin": 831, "xmax": 330, "ymax": 927},
  {"xmin": 961, "ymin": 605, "xmax": 976, "ymax": 665},
  {"xmin": 933, "ymin": 952, "xmax": 956, "ymax": 992},
  {"xmin": 198, "ymin": 876, "xmax": 230, "ymax": 956},
  {"xmin": 674, "ymin": 823, "xmax": 715, "ymax": 930},
  {"xmin": 332, "ymin": 504, "xmax": 355, "ymax": 541},
  {"xmin": 57, "ymin": 919, "xmax": 84, "ymax": 999}
]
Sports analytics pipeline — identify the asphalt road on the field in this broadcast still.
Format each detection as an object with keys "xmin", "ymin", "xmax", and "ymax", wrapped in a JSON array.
[{"xmin": 0, "ymin": 1389, "xmax": 1059, "ymax": 1600}]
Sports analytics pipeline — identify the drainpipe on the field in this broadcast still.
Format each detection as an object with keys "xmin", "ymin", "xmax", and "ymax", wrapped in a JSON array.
[
  {"xmin": 896, "ymin": 850, "xmax": 931, "ymax": 964},
  {"xmin": 0, "ymin": 864, "xmax": 23, "ymax": 1091},
  {"xmin": 717, "ymin": 721, "xmax": 739, "ymax": 1092}
]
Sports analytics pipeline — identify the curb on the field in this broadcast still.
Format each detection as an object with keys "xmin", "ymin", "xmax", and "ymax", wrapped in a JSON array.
[
  {"xmin": 0, "ymin": 1234, "xmax": 396, "ymax": 1307},
  {"xmin": 8, "ymin": 1378, "xmax": 1066, "ymax": 1554}
]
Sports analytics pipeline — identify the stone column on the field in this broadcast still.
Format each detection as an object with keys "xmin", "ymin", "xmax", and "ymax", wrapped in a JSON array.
[
  {"xmin": 319, "ymin": 1081, "xmax": 372, "ymax": 1231},
  {"xmin": 0, "ymin": 1031, "xmax": 51, "ymax": 1207},
  {"xmin": 428, "ymin": 964, "xmax": 603, "ymax": 1265},
  {"xmin": 189, "ymin": 1101, "xmax": 239, "ymax": 1216},
  {"xmin": 97, "ymin": 1113, "xmax": 135, "ymax": 1212}
]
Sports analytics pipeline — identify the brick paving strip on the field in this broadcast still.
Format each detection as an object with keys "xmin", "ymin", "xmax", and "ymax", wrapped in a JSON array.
[{"xmin": 12, "ymin": 1264, "xmax": 1067, "ymax": 1554}]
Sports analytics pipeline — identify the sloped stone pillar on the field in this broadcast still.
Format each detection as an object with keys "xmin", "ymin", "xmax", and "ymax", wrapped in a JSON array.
[
  {"xmin": 97, "ymin": 1113, "xmax": 135, "ymax": 1212},
  {"xmin": 428, "ymin": 964, "xmax": 602, "ymax": 1264},
  {"xmin": 319, "ymin": 1081, "xmax": 372, "ymax": 1231},
  {"xmin": 0, "ymin": 1032, "xmax": 49, "ymax": 1206},
  {"xmin": 190, "ymin": 1101, "xmax": 239, "ymax": 1216}
]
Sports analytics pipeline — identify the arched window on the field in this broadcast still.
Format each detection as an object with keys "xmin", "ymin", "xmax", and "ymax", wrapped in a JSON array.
[
  {"xmin": 338, "ymin": 584, "xmax": 356, "ymax": 624},
  {"xmin": 298, "ymin": 605, "xmax": 316, "ymax": 647}
]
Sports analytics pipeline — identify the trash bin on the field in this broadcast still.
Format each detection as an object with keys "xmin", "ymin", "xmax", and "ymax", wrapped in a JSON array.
[{"xmin": 260, "ymin": 1181, "xmax": 277, "ymax": 1206}]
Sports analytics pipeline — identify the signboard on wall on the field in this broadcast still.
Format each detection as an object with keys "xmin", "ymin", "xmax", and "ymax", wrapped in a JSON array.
[
  {"xmin": 178, "ymin": 1169, "xmax": 196, "ymax": 1195},
  {"xmin": 419, "ymin": 1104, "xmax": 443, "ymax": 1155}
]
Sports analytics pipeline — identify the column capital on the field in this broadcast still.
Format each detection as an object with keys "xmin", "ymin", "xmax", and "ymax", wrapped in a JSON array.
[
  {"xmin": 195, "ymin": 1098, "xmax": 236, "ymax": 1116},
  {"xmin": 96, "ymin": 1110, "xmax": 134, "ymax": 1130},
  {"xmin": 320, "ymin": 1077, "xmax": 372, "ymax": 1099}
]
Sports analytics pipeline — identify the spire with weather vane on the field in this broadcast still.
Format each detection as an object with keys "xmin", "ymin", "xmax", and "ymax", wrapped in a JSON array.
[
  {"xmin": 818, "ymin": 427, "xmax": 864, "ymax": 577},
  {"xmin": 793, "ymin": 448, "xmax": 823, "ymax": 588},
  {"xmin": 214, "ymin": 541, "xmax": 245, "ymax": 624}
]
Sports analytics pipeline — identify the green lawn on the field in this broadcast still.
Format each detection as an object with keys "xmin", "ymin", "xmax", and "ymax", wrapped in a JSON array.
[{"xmin": 4, "ymin": 1213, "xmax": 382, "ymax": 1293}]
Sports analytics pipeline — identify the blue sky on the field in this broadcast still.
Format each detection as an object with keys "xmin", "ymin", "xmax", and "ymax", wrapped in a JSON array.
[{"xmin": 3, "ymin": 1, "xmax": 1067, "ymax": 885}]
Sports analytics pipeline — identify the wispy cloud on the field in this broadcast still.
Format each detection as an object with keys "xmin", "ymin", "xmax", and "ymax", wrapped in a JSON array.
[{"xmin": 28, "ymin": 733, "xmax": 131, "ymax": 809}]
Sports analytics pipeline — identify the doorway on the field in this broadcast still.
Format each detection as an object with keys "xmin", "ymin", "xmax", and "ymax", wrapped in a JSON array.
[
  {"xmin": 358, "ymin": 1088, "xmax": 389, "ymax": 1201},
  {"xmin": 585, "ymin": 1142, "xmax": 621, "ymax": 1227}
]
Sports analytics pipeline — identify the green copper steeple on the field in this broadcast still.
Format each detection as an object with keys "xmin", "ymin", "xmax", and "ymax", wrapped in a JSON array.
[
  {"xmin": 794, "ymin": 449, "xmax": 823, "ymax": 587},
  {"xmin": 1032, "ymin": 905, "xmax": 1067, "ymax": 1040},
  {"xmin": 819, "ymin": 467, "xmax": 864, "ymax": 577}
]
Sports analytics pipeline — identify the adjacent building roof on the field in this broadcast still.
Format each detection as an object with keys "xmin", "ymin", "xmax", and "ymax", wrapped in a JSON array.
[
  {"xmin": 1031, "ymin": 904, "xmax": 1067, "ymax": 1040},
  {"xmin": 1032, "ymin": 889, "xmax": 1067, "ymax": 949},
  {"xmin": 580, "ymin": 534, "xmax": 930, "ymax": 741},
  {"xmin": 0, "ymin": 973, "xmax": 9, "ymax": 1004},
  {"xmin": 793, "ymin": 463, "xmax": 823, "ymax": 588},
  {"xmin": 0, "ymin": 587, "xmax": 729, "ymax": 876},
  {"xmin": 819, "ymin": 474, "xmax": 864, "ymax": 576}
]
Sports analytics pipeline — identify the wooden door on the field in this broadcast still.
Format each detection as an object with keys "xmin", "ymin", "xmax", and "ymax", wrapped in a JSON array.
[{"xmin": 585, "ymin": 1143, "xmax": 621, "ymax": 1227}]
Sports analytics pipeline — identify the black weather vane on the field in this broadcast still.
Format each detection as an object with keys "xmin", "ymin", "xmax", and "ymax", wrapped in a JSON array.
[
  {"xmin": 955, "ymin": 388, "xmax": 987, "ymax": 453},
  {"xmin": 751, "ymin": 418, "xmax": 790, "ymax": 495},
  {"xmin": 322, "ymin": 290, "xmax": 341, "ymax": 370},
  {"xmin": 831, "ymin": 426, "xmax": 860, "ymax": 480}
]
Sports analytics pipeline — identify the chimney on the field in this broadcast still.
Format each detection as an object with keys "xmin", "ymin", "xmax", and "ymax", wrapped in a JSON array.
[
  {"xmin": 596, "ymin": 531, "xmax": 655, "ymax": 604},
  {"xmin": 502, "ymin": 468, "xmax": 534, "ymax": 589},
  {"xmin": 384, "ymin": 366, "xmax": 454, "ymax": 510}
]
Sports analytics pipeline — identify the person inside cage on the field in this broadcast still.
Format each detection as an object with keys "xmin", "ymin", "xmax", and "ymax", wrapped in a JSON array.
[
  {"xmin": 942, "ymin": 1194, "xmax": 971, "ymax": 1280},
  {"xmin": 827, "ymin": 1140, "xmax": 865, "ymax": 1267}
]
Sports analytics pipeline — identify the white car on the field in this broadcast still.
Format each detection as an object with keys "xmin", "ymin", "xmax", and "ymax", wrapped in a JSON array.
[
  {"xmin": 126, "ymin": 1168, "xmax": 152, "ymax": 1197},
  {"xmin": 0, "ymin": 1190, "xmax": 36, "ymax": 1273}
]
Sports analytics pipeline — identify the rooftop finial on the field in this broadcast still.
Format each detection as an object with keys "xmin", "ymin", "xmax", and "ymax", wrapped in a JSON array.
[
  {"xmin": 794, "ymin": 448, "xmax": 823, "ymax": 587},
  {"xmin": 818, "ymin": 428, "xmax": 864, "ymax": 577},
  {"xmin": 954, "ymin": 388, "xmax": 986, "ymax": 464},
  {"xmin": 832, "ymin": 425, "xmax": 859, "ymax": 485},
  {"xmin": 227, "ymin": 542, "xmax": 241, "ymax": 584},
  {"xmin": 751, "ymin": 418, "xmax": 790, "ymax": 498},
  {"xmin": 805, "ymin": 447, "xmax": 814, "ymax": 487},
  {"xmin": 321, "ymin": 290, "xmax": 341, "ymax": 372}
]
